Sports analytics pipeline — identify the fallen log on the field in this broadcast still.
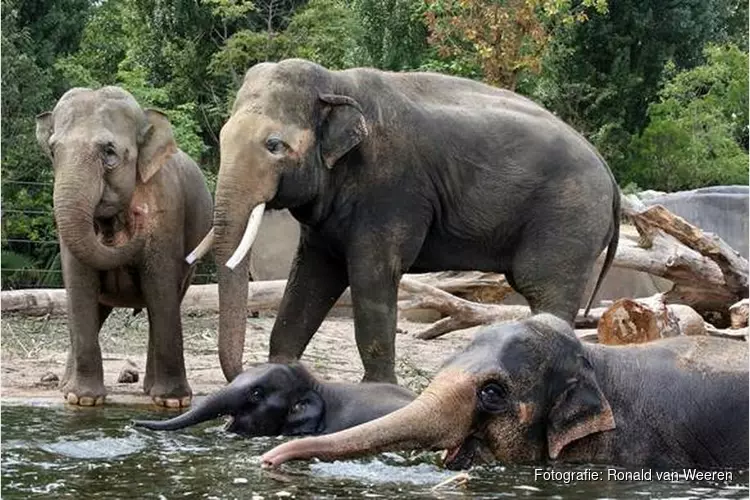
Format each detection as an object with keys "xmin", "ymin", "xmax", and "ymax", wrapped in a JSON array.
[
  {"xmin": 617, "ymin": 196, "xmax": 748, "ymax": 322},
  {"xmin": 0, "ymin": 271, "xmax": 512, "ymax": 318}
]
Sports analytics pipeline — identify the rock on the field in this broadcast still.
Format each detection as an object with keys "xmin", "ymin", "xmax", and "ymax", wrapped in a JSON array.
[
  {"xmin": 117, "ymin": 361, "xmax": 139, "ymax": 384},
  {"xmin": 39, "ymin": 372, "xmax": 59, "ymax": 386}
]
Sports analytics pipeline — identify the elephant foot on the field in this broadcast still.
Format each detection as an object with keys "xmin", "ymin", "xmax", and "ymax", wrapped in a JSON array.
[
  {"xmin": 146, "ymin": 379, "xmax": 192, "ymax": 408},
  {"xmin": 152, "ymin": 395, "xmax": 192, "ymax": 408},
  {"xmin": 361, "ymin": 371, "xmax": 398, "ymax": 385},
  {"xmin": 61, "ymin": 378, "xmax": 106, "ymax": 406}
]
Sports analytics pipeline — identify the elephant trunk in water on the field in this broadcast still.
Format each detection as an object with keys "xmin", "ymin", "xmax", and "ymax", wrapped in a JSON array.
[
  {"xmin": 133, "ymin": 384, "xmax": 243, "ymax": 431},
  {"xmin": 262, "ymin": 371, "xmax": 477, "ymax": 466},
  {"xmin": 53, "ymin": 146, "xmax": 147, "ymax": 270}
]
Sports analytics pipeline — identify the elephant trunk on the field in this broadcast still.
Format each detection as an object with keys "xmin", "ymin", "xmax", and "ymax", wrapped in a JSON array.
[
  {"xmin": 53, "ymin": 151, "xmax": 146, "ymax": 270},
  {"xmin": 133, "ymin": 384, "xmax": 244, "ymax": 431},
  {"xmin": 261, "ymin": 371, "xmax": 477, "ymax": 466},
  {"xmin": 213, "ymin": 163, "xmax": 264, "ymax": 382}
]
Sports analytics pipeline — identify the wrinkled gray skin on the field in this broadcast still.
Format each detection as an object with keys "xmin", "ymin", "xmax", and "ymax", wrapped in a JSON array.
[
  {"xmin": 132, "ymin": 363, "xmax": 416, "ymax": 436},
  {"xmin": 36, "ymin": 86, "xmax": 213, "ymax": 407},
  {"xmin": 262, "ymin": 314, "xmax": 749, "ymax": 469},
  {"xmin": 211, "ymin": 59, "xmax": 620, "ymax": 384}
]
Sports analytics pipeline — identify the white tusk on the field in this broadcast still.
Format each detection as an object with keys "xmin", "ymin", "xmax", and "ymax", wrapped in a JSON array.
[
  {"xmin": 225, "ymin": 203, "xmax": 266, "ymax": 270},
  {"xmin": 186, "ymin": 227, "xmax": 215, "ymax": 265}
]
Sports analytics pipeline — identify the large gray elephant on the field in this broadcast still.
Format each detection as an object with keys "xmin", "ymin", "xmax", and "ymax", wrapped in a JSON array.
[
  {"xmin": 36, "ymin": 86, "xmax": 213, "ymax": 407},
  {"xmin": 262, "ymin": 314, "xmax": 749, "ymax": 469},
  {"xmin": 193, "ymin": 59, "xmax": 620, "ymax": 384}
]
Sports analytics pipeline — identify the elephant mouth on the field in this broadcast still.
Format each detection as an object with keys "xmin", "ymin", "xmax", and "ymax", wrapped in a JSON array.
[
  {"xmin": 94, "ymin": 213, "xmax": 136, "ymax": 246},
  {"xmin": 441, "ymin": 434, "xmax": 494, "ymax": 471}
]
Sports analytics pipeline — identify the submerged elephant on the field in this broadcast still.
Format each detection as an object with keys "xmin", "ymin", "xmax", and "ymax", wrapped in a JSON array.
[
  {"xmin": 36, "ymin": 86, "xmax": 213, "ymax": 407},
  {"xmin": 132, "ymin": 363, "xmax": 415, "ymax": 436},
  {"xmin": 190, "ymin": 59, "xmax": 620, "ymax": 384},
  {"xmin": 262, "ymin": 314, "xmax": 749, "ymax": 469}
]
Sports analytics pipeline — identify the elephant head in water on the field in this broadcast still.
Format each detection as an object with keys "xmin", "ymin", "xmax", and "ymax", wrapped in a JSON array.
[
  {"xmin": 262, "ymin": 314, "xmax": 749, "ymax": 469},
  {"xmin": 133, "ymin": 363, "xmax": 415, "ymax": 436}
]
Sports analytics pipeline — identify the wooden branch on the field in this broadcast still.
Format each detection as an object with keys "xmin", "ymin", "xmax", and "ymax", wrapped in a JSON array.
[
  {"xmin": 615, "ymin": 196, "xmax": 749, "ymax": 320},
  {"xmin": 398, "ymin": 277, "xmax": 529, "ymax": 339}
]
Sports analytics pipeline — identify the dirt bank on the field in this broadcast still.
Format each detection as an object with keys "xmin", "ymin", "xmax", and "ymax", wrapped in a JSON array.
[{"xmin": 1, "ymin": 309, "xmax": 478, "ymax": 406}]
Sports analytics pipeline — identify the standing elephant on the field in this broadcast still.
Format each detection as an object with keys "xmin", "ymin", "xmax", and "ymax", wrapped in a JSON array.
[
  {"xmin": 193, "ymin": 59, "xmax": 620, "ymax": 383},
  {"xmin": 36, "ymin": 86, "xmax": 213, "ymax": 407},
  {"xmin": 132, "ymin": 363, "xmax": 415, "ymax": 436},
  {"xmin": 262, "ymin": 314, "xmax": 749, "ymax": 469}
]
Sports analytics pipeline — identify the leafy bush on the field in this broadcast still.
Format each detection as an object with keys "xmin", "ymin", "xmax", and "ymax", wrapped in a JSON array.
[{"xmin": 623, "ymin": 44, "xmax": 748, "ymax": 191}]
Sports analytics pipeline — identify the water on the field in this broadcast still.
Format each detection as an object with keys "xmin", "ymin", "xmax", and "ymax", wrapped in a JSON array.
[{"xmin": 2, "ymin": 404, "xmax": 747, "ymax": 499}]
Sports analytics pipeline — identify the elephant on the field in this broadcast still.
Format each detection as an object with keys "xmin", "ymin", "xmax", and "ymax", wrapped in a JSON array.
[
  {"xmin": 132, "ymin": 363, "xmax": 416, "ymax": 436},
  {"xmin": 35, "ymin": 86, "xmax": 213, "ymax": 407},
  {"xmin": 262, "ymin": 314, "xmax": 749, "ymax": 469},
  {"xmin": 190, "ymin": 58, "xmax": 621, "ymax": 385}
]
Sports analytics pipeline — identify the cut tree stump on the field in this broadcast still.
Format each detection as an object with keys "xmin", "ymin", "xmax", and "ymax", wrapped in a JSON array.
[
  {"xmin": 596, "ymin": 295, "xmax": 710, "ymax": 345},
  {"xmin": 730, "ymin": 299, "xmax": 749, "ymax": 329},
  {"xmin": 596, "ymin": 295, "xmax": 679, "ymax": 345}
]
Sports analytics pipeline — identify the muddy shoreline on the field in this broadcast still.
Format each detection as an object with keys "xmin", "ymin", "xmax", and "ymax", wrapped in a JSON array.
[{"xmin": 1, "ymin": 309, "xmax": 478, "ymax": 406}]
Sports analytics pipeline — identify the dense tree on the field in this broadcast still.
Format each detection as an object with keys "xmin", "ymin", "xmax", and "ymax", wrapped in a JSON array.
[
  {"xmin": 1, "ymin": 0, "xmax": 747, "ymax": 288},
  {"xmin": 529, "ymin": 0, "xmax": 745, "ymax": 176},
  {"xmin": 623, "ymin": 44, "xmax": 748, "ymax": 191},
  {"xmin": 422, "ymin": 0, "xmax": 607, "ymax": 90}
]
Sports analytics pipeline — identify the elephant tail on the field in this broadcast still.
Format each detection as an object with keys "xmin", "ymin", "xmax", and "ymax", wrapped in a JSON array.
[{"xmin": 583, "ymin": 167, "xmax": 621, "ymax": 316}]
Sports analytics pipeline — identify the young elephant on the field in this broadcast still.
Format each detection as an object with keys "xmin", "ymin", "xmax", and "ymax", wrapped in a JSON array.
[
  {"xmin": 36, "ymin": 87, "xmax": 213, "ymax": 407},
  {"xmin": 263, "ymin": 314, "xmax": 749, "ymax": 469},
  {"xmin": 132, "ymin": 363, "xmax": 416, "ymax": 436}
]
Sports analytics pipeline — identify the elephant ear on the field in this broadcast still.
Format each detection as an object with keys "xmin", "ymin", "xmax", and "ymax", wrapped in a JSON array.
[
  {"xmin": 318, "ymin": 94, "xmax": 369, "ymax": 169},
  {"xmin": 546, "ymin": 357, "xmax": 616, "ymax": 460},
  {"xmin": 281, "ymin": 390, "xmax": 326, "ymax": 436},
  {"xmin": 35, "ymin": 112, "xmax": 54, "ymax": 159},
  {"xmin": 138, "ymin": 109, "xmax": 177, "ymax": 183}
]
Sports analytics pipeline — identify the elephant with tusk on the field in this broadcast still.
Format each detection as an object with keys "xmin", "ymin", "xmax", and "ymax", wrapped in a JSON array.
[
  {"xmin": 261, "ymin": 314, "xmax": 749, "ymax": 470},
  {"xmin": 36, "ymin": 86, "xmax": 213, "ymax": 407},
  {"xmin": 192, "ymin": 59, "xmax": 620, "ymax": 384}
]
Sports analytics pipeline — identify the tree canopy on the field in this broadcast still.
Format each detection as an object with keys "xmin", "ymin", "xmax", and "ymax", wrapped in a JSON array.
[{"xmin": 2, "ymin": 0, "xmax": 747, "ymax": 288}]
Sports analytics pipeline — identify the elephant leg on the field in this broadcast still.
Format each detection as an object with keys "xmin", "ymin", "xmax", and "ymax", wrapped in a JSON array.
[
  {"xmin": 346, "ymin": 241, "xmax": 404, "ymax": 384},
  {"xmin": 144, "ymin": 269, "xmax": 193, "ymax": 395},
  {"xmin": 268, "ymin": 233, "xmax": 349, "ymax": 363},
  {"xmin": 59, "ymin": 245, "xmax": 108, "ymax": 406},
  {"xmin": 140, "ymin": 259, "xmax": 191, "ymax": 408},
  {"xmin": 510, "ymin": 223, "xmax": 603, "ymax": 324}
]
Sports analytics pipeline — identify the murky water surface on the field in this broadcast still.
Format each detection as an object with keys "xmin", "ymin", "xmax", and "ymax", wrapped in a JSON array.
[{"xmin": 2, "ymin": 404, "xmax": 747, "ymax": 499}]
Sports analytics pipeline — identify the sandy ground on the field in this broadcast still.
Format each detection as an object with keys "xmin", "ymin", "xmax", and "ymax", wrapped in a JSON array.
[{"xmin": 1, "ymin": 309, "xmax": 479, "ymax": 406}]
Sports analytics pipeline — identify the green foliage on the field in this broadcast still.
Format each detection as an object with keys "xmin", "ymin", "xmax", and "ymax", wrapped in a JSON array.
[
  {"xmin": 623, "ymin": 44, "xmax": 749, "ymax": 191},
  {"xmin": 353, "ymin": 0, "xmax": 430, "ymax": 70},
  {"xmin": 529, "ymin": 0, "xmax": 744, "ymax": 177},
  {"xmin": 2, "ymin": 0, "xmax": 747, "ymax": 288}
]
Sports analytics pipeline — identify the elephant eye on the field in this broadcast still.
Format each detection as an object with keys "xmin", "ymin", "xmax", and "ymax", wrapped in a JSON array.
[
  {"xmin": 478, "ymin": 382, "xmax": 508, "ymax": 413},
  {"xmin": 102, "ymin": 143, "xmax": 119, "ymax": 169},
  {"xmin": 265, "ymin": 136, "xmax": 287, "ymax": 155},
  {"xmin": 290, "ymin": 401, "xmax": 306, "ymax": 414},
  {"xmin": 249, "ymin": 386, "xmax": 264, "ymax": 403}
]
